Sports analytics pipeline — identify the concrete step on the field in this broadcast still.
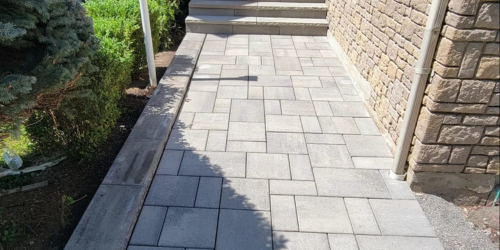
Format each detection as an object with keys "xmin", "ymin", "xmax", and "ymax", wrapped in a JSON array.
[
  {"xmin": 189, "ymin": 1, "xmax": 327, "ymax": 18},
  {"xmin": 185, "ymin": 15, "xmax": 328, "ymax": 35}
]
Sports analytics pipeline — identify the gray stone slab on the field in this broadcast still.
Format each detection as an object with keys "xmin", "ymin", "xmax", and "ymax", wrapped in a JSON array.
[
  {"xmin": 198, "ymin": 55, "xmax": 236, "ymax": 64},
  {"xmin": 352, "ymin": 157, "xmax": 393, "ymax": 169},
  {"xmin": 196, "ymin": 177, "xmax": 223, "ymax": 208},
  {"xmin": 293, "ymin": 36, "xmax": 315, "ymax": 43},
  {"xmin": 318, "ymin": 117, "xmax": 360, "ymax": 134},
  {"xmin": 266, "ymin": 115, "xmax": 302, "ymax": 132},
  {"xmin": 249, "ymin": 41, "xmax": 273, "ymax": 56},
  {"xmin": 379, "ymin": 170, "xmax": 416, "ymax": 200},
  {"xmin": 270, "ymin": 180, "xmax": 317, "ymax": 195},
  {"xmin": 221, "ymin": 178, "xmax": 270, "ymax": 210},
  {"xmin": 102, "ymin": 138, "xmax": 163, "ymax": 185},
  {"xmin": 291, "ymin": 76, "xmax": 322, "ymax": 87},
  {"xmin": 220, "ymin": 67, "xmax": 248, "ymax": 86},
  {"xmin": 273, "ymin": 48, "xmax": 298, "ymax": 57},
  {"xmin": 344, "ymin": 135, "xmax": 393, "ymax": 157},
  {"xmin": 295, "ymin": 196, "xmax": 353, "ymax": 233},
  {"xmin": 202, "ymin": 40, "xmax": 227, "ymax": 52},
  {"xmin": 206, "ymin": 130, "xmax": 227, "ymax": 152},
  {"xmin": 294, "ymin": 87, "xmax": 312, "ymax": 100},
  {"xmin": 355, "ymin": 235, "xmax": 444, "ymax": 250},
  {"xmin": 145, "ymin": 175, "xmax": 199, "ymax": 206},
  {"xmin": 302, "ymin": 67, "xmax": 331, "ymax": 76},
  {"xmin": 249, "ymin": 75, "xmax": 292, "ymax": 87},
  {"xmin": 157, "ymin": 150, "xmax": 184, "ymax": 175},
  {"xmin": 182, "ymin": 92, "xmax": 217, "ymax": 112},
  {"xmin": 329, "ymin": 102, "xmax": 370, "ymax": 117},
  {"xmin": 196, "ymin": 64, "xmax": 222, "ymax": 74},
  {"xmin": 226, "ymin": 46, "xmax": 248, "ymax": 56},
  {"xmin": 262, "ymin": 56, "xmax": 274, "ymax": 65},
  {"xmin": 309, "ymin": 88, "xmax": 343, "ymax": 101},
  {"xmin": 226, "ymin": 141, "xmax": 267, "ymax": 152},
  {"xmin": 289, "ymin": 155, "xmax": 314, "ymax": 180},
  {"xmin": 311, "ymin": 58, "xmax": 342, "ymax": 67},
  {"xmin": 344, "ymin": 198, "xmax": 381, "ymax": 235},
  {"xmin": 328, "ymin": 234, "xmax": 358, "ymax": 250},
  {"xmin": 158, "ymin": 207, "xmax": 218, "ymax": 248},
  {"xmin": 307, "ymin": 144, "xmax": 353, "ymax": 168},
  {"xmin": 265, "ymin": 100, "xmax": 282, "ymax": 115},
  {"xmin": 247, "ymin": 153, "xmax": 291, "ymax": 179},
  {"xmin": 276, "ymin": 70, "xmax": 303, "ymax": 76},
  {"xmin": 320, "ymin": 49, "xmax": 337, "ymax": 57},
  {"xmin": 273, "ymin": 232, "xmax": 330, "ymax": 250},
  {"xmin": 250, "ymin": 65, "xmax": 276, "ymax": 75},
  {"xmin": 130, "ymin": 206, "xmax": 167, "ymax": 245},
  {"xmin": 128, "ymin": 106, "xmax": 173, "ymax": 140},
  {"xmin": 249, "ymin": 86, "xmax": 264, "ymax": 99},
  {"xmin": 271, "ymin": 196, "xmax": 298, "ymax": 231},
  {"xmin": 313, "ymin": 101, "xmax": 333, "ymax": 116},
  {"xmin": 230, "ymin": 99, "xmax": 265, "ymax": 122},
  {"xmin": 216, "ymin": 209, "xmax": 272, "ymax": 250},
  {"xmin": 217, "ymin": 86, "xmax": 248, "ymax": 99},
  {"xmin": 166, "ymin": 129, "xmax": 208, "ymax": 151},
  {"xmin": 66, "ymin": 185, "xmax": 143, "ymax": 250},
  {"xmin": 267, "ymin": 132, "xmax": 307, "ymax": 154},
  {"xmin": 313, "ymin": 168, "xmax": 391, "ymax": 198},
  {"xmin": 237, "ymin": 55, "xmax": 261, "ymax": 65},
  {"xmin": 370, "ymin": 199, "xmax": 435, "ymax": 237},
  {"xmin": 128, "ymin": 246, "xmax": 183, "ymax": 250},
  {"xmin": 275, "ymin": 57, "xmax": 302, "ymax": 71},
  {"xmin": 300, "ymin": 116, "xmax": 322, "ymax": 133},
  {"xmin": 299, "ymin": 58, "xmax": 314, "ymax": 67},
  {"xmin": 174, "ymin": 112, "xmax": 195, "ymax": 129},
  {"xmin": 179, "ymin": 151, "xmax": 246, "ymax": 177},
  {"xmin": 192, "ymin": 113, "xmax": 229, "ymax": 130},
  {"xmin": 214, "ymin": 99, "xmax": 231, "ymax": 113},
  {"xmin": 305, "ymin": 42, "xmax": 332, "ymax": 50},
  {"xmin": 329, "ymin": 66, "xmax": 348, "ymax": 76},
  {"xmin": 228, "ymin": 122, "xmax": 266, "ymax": 141},
  {"xmin": 354, "ymin": 118, "xmax": 381, "ymax": 135},
  {"xmin": 264, "ymin": 87, "xmax": 296, "ymax": 100},
  {"xmin": 190, "ymin": 77, "xmax": 219, "ymax": 92},
  {"xmin": 281, "ymin": 100, "xmax": 316, "ymax": 115},
  {"xmin": 296, "ymin": 49, "xmax": 323, "ymax": 58},
  {"xmin": 304, "ymin": 133, "xmax": 344, "ymax": 144},
  {"xmin": 318, "ymin": 76, "xmax": 338, "ymax": 88}
]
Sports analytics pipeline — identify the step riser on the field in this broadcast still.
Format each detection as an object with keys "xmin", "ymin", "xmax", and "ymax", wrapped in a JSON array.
[
  {"xmin": 186, "ymin": 23, "xmax": 327, "ymax": 36},
  {"xmin": 189, "ymin": 8, "xmax": 326, "ymax": 18}
]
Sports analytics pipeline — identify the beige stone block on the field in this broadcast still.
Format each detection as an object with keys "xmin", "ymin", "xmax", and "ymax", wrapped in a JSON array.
[
  {"xmin": 414, "ymin": 107, "xmax": 444, "ymax": 143},
  {"xmin": 468, "ymin": 155, "xmax": 489, "ymax": 167},
  {"xmin": 456, "ymin": 80, "xmax": 496, "ymax": 103},
  {"xmin": 476, "ymin": 56, "xmax": 500, "ymax": 79},
  {"xmin": 444, "ymin": 26, "xmax": 498, "ymax": 42},
  {"xmin": 435, "ymin": 38, "xmax": 467, "ymax": 66},
  {"xmin": 471, "ymin": 146, "xmax": 500, "ymax": 156},
  {"xmin": 445, "ymin": 12, "xmax": 474, "ymax": 29},
  {"xmin": 485, "ymin": 126, "xmax": 500, "ymax": 136},
  {"xmin": 448, "ymin": 0, "xmax": 480, "ymax": 16},
  {"xmin": 409, "ymin": 159, "xmax": 465, "ymax": 173},
  {"xmin": 438, "ymin": 125, "xmax": 483, "ymax": 144},
  {"xmin": 443, "ymin": 114, "xmax": 462, "ymax": 124},
  {"xmin": 486, "ymin": 156, "xmax": 499, "ymax": 174},
  {"xmin": 426, "ymin": 75, "xmax": 461, "ymax": 102},
  {"xmin": 483, "ymin": 43, "xmax": 500, "ymax": 56},
  {"xmin": 458, "ymin": 43, "xmax": 483, "ymax": 78},
  {"xmin": 424, "ymin": 96, "xmax": 488, "ymax": 113},
  {"xmin": 449, "ymin": 146, "xmax": 472, "ymax": 164},
  {"xmin": 480, "ymin": 136, "xmax": 500, "ymax": 146},
  {"xmin": 432, "ymin": 61, "xmax": 459, "ymax": 78},
  {"xmin": 486, "ymin": 107, "xmax": 500, "ymax": 115},
  {"xmin": 462, "ymin": 115, "xmax": 499, "ymax": 125},
  {"xmin": 464, "ymin": 167, "xmax": 486, "ymax": 174},
  {"xmin": 412, "ymin": 140, "xmax": 451, "ymax": 164},
  {"xmin": 490, "ymin": 93, "xmax": 500, "ymax": 106},
  {"xmin": 475, "ymin": 3, "xmax": 500, "ymax": 29}
]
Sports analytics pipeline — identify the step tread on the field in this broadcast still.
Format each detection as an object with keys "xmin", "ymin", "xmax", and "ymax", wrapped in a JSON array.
[
  {"xmin": 189, "ymin": 1, "xmax": 327, "ymax": 10},
  {"xmin": 186, "ymin": 15, "xmax": 328, "ymax": 26}
]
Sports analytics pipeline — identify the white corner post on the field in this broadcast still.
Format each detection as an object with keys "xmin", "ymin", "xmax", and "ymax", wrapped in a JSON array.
[
  {"xmin": 139, "ymin": 0, "xmax": 157, "ymax": 87},
  {"xmin": 390, "ymin": 0, "xmax": 449, "ymax": 181}
]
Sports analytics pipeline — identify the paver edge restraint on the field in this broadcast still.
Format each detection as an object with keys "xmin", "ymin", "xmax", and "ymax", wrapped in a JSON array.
[{"xmin": 390, "ymin": 0, "xmax": 449, "ymax": 181}]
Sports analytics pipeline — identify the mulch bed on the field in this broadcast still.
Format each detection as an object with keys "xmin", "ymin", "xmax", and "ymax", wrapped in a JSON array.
[{"xmin": 0, "ymin": 50, "xmax": 176, "ymax": 250}]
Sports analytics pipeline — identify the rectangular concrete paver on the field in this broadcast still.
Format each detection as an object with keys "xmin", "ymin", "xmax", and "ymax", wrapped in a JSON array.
[{"xmin": 128, "ymin": 34, "xmax": 441, "ymax": 250}]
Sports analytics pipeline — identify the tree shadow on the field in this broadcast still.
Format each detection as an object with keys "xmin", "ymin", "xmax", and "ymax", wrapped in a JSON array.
[{"xmin": 128, "ymin": 49, "xmax": 288, "ymax": 249}]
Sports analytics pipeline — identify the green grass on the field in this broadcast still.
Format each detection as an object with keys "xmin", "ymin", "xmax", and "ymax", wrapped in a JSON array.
[{"xmin": 1, "ymin": 126, "xmax": 35, "ymax": 169}]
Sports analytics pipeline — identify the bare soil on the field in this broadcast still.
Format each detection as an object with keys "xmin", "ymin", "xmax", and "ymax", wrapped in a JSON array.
[{"xmin": 0, "ymin": 50, "xmax": 175, "ymax": 250}]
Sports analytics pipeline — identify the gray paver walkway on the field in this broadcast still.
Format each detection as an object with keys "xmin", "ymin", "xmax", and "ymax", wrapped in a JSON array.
[{"xmin": 128, "ymin": 34, "xmax": 443, "ymax": 250}]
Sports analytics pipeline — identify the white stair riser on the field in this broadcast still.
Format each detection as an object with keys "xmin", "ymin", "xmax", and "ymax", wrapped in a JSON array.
[
  {"xmin": 189, "ymin": 8, "xmax": 327, "ymax": 18},
  {"xmin": 186, "ymin": 23, "xmax": 327, "ymax": 35}
]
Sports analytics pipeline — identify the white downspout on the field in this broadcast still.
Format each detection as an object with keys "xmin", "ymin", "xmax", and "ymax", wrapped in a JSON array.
[
  {"xmin": 390, "ymin": 0, "xmax": 449, "ymax": 180},
  {"xmin": 139, "ymin": 0, "xmax": 158, "ymax": 87}
]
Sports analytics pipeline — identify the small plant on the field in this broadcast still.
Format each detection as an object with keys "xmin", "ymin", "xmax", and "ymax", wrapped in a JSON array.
[
  {"xmin": 60, "ymin": 195, "xmax": 75, "ymax": 226},
  {"xmin": 0, "ymin": 207, "xmax": 21, "ymax": 244}
]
